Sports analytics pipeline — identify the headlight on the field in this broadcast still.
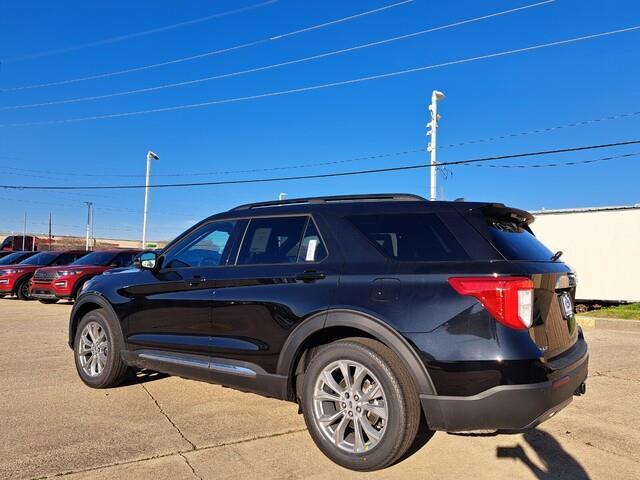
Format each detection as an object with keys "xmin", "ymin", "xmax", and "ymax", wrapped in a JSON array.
[
  {"xmin": 58, "ymin": 270, "xmax": 81, "ymax": 277},
  {"xmin": 0, "ymin": 269, "xmax": 23, "ymax": 275}
]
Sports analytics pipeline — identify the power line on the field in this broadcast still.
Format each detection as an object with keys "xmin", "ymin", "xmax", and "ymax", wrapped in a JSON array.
[
  {"xmin": 1, "ymin": 1, "xmax": 555, "ymax": 110},
  {"xmin": 3, "ymin": 24, "xmax": 638, "ymax": 128},
  {"xmin": 467, "ymin": 151, "xmax": 640, "ymax": 168},
  {"xmin": 1, "ymin": 1, "xmax": 279, "ymax": 63},
  {"xmin": 2, "ymin": 0, "xmax": 414, "ymax": 91},
  {"xmin": 2, "ymin": 109, "xmax": 640, "ymax": 179},
  {"xmin": 1, "ymin": 140, "xmax": 637, "ymax": 190}
]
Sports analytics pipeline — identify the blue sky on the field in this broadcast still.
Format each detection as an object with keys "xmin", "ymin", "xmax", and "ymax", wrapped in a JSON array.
[{"xmin": 0, "ymin": 0, "xmax": 639, "ymax": 241}]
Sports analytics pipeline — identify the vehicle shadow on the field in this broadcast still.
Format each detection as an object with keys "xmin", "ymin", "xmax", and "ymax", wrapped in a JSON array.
[
  {"xmin": 120, "ymin": 369, "xmax": 169, "ymax": 386},
  {"xmin": 496, "ymin": 429, "xmax": 590, "ymax": 479}
]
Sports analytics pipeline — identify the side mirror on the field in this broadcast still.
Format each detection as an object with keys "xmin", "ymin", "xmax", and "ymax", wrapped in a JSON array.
[{"xmin": 136, "ymin": 252, "xmax": 158, "ymax": 270}]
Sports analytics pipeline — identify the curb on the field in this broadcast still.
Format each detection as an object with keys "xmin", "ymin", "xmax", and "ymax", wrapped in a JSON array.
[{"xmin": 576, "ymin": 316, "xmax": 640, "ymax": 332}]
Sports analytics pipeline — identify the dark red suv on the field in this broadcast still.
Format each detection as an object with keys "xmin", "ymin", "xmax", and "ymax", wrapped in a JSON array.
[
  {"xmin": 0, "ymin": 250, "xmax": 87, "ymax": 300},
  {"xmin": 30, "ymin": 249, "xmax": 140, "ymax": 304}
]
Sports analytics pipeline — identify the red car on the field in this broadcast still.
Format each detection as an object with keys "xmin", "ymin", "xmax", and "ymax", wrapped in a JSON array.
[
  {"xmin": 0, "ymin": 250, "xmax": 88, "ymax": 300},
  {"xmin": 30, "ymin": 249, "xmax": 140, "ymax": 304}
]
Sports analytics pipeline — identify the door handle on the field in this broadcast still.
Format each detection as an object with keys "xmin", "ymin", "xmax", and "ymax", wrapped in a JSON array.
[
  {"xmin": 187, "ymin": 275, "xmax": 206, "ymax": 286},
  {"xmin": 295, "ymin": 270, "xmax": 326, "ymax": 282}
]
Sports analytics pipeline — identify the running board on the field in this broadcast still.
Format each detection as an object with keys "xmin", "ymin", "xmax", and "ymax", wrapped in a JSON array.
[
  {"xmin": 122, "ymin": 349, "xmax": 289, "ymax": 400},
  {"xmin": 137, "ymin": 350, "xmax": 257, "ymax": 377}
]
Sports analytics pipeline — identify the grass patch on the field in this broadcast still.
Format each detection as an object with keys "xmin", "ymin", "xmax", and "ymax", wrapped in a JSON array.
[{"xmin": 581, "ymin": 303, "xmax": 640, "ymax": 320}]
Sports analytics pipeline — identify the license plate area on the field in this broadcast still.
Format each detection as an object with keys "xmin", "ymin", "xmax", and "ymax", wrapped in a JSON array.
[{"xmin": 559, "ymin": 292, "xmax": 574, "ymax": 319}]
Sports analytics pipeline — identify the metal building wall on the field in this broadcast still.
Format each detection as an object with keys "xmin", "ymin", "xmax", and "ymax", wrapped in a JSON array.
[{"xmin": 532, "ymin": 207, "xmax": 640, "ymax": 302}]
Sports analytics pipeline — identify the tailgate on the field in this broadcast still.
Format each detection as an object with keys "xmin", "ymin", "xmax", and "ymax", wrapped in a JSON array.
[{"xmin": 530, "ymin": 271, "xmax": 578, "ymax": 359}]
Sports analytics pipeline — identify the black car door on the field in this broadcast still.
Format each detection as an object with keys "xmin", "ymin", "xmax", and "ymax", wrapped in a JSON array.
[
  {"xmin": 125, "ymin": 219, "xmax": 243, "ymax": 356},
  {"xmin": 205, "ymin": 215, "xmax": 340, "ymax": 375}
]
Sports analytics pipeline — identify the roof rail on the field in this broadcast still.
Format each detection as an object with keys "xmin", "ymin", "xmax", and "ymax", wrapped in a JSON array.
[{"xmin": 231, "ymin": 193, "xmax": 426, "ymax": 211}]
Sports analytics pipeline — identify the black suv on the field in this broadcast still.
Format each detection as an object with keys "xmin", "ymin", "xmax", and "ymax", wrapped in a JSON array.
[{"xmin": 69, "ymin": 194, "xmax": 588, "ymax": 471}]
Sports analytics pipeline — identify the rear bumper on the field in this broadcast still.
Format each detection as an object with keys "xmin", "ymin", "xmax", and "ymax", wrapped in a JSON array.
[{"xmin": 421, "ymin": 345, "xmax": 588, "ymax": 432}]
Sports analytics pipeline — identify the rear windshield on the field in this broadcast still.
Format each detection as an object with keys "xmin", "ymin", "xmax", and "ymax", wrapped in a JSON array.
[
  {"xmin": 488, "ymin": 221, "xmax": 554, "ymax": 261},
  {"xmin": 347, "ymin": 213, "xmax": 469, "ymax": 262}
]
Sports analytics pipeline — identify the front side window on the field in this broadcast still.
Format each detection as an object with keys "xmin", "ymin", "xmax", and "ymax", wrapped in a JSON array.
[
  {"xmin": 348, "ymin": 213, "xmax": 469, "ymax": 262},
  {"xmin": 113, "ymin": 252, "xmax": 137, "ymax": 267},
  {"xmin": 164, "ymin": 221, "xmax": 237, "ymax": 269},
  {"xmin": 237, "ymin": 216, "xmax": 308, "ymax": 265}
]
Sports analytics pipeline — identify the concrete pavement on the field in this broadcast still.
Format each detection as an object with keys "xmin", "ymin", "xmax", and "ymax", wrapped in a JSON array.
[{"xmin": 1, "ymin": 299, "xmax": 638, "ymax": 479}]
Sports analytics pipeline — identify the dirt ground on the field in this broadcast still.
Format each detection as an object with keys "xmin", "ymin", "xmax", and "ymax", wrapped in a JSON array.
[{"xmin": 1, "ymin": 299, "xmax": 638, "ymax": 479}]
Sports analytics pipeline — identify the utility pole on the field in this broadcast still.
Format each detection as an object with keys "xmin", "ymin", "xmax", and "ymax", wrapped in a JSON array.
[
  {"xmin": 22, "ymin": 212, "xmax": 27, "ymax": 250},
  {"xmin": 427, "ymin": 90, "xmax": 445, "ymax": 201},
  {"xmin": 142, "ymin": 150, "xmax": 160, "ymax": 248},
  {"xmin": 84, "ymin": 202, "xmax": 93, "ymax": 251},
  {"xmin": 48, "ymin": 213, "xmax": 52, "ymax": 251}
]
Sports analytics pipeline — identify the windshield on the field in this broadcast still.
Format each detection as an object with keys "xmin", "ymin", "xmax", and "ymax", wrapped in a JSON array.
[
  {"xmin": 0, "ymin": 252, "xmax": 30, "ymax": 265},
  {"xmin": 71, "ymin": 251, "xmax": 117, "ymax": 266},
  {"xmin": 19, "ymin": 252, "xmax": 58, "ymax": 266}
]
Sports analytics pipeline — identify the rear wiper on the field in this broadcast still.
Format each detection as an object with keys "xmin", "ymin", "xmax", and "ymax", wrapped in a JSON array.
[{"xmin": 551, "ymin": 251, "xmax": 563, "ymax": 262}]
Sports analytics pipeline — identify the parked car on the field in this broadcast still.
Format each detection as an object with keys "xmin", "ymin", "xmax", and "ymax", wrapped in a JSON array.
[
  {"xmin": 68, "ymin": 194, "xmax": 588, "ymax": 471},
  {"xmin": 30, "ymin": 249, "xmax": 141, "ymax": 304},
  {"xmin": 0, "ymin": 251, "xmax": 39, "ymax": 298},
  {"xmin": 0, "ymin": 250, "xmax": 87, "ymax": 300},
  {"xmin": 0, "ymin": 251, "xmax": 37, "ymax": 265},
  {"xmin": 0, "ymin": 235, "xmax": 39, "ymax": 251}
]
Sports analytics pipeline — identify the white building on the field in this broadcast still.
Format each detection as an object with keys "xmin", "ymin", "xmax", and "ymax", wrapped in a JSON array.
[{"xmin": 532, "ymin": 204, "xmax": 640, "ymax": 303}]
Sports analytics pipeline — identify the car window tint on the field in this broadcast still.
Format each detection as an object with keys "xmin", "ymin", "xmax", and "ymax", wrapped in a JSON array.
[
  {"xmin": 51, "ymin": 253, "xmax": 79, "ymax": 265},
  {"xmin": 237, "ymin": 217, "xmax": 307, "ymax": 265},
  {"xmin": 114, "ymin": 252, "xmax": 136, "ymax": 267},
  {"xmin": 165, "ymin": 221, "xmax": 237, "ymax": 269},
  {"xmin": 297, "ymin": 219, "xmax": 327, "ymax": 263},
  {"xmin": 347, "ymin": 213, "xmax": 469, "ymax": 262}
]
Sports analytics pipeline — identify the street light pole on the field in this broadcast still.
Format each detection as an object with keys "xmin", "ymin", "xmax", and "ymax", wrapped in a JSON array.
[
  {"xmin": 142, "ymin": 150, "xmax": 160, "ymax": 248},
  {"xmin": 84, "ymin": 202, "xmax": 93, "ymax": 250},
  {"xmin": 427, "ymin": 90, "xmax": 445, "ymax": 201}
]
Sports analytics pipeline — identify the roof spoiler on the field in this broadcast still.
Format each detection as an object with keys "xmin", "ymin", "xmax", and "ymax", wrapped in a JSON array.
[{"xmin": 479, "ymin": 203, "xmax": 535, "ymax": 225}]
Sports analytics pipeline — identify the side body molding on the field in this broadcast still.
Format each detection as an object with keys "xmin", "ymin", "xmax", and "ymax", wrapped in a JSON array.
[{"xmin": 277, "ymin": 309, "xmax": 436, "ymax": 397}]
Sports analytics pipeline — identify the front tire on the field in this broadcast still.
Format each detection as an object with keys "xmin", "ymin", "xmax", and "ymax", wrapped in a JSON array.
[
  {"xmin": 73, "ymin": 308, "xmax": 130, "ymax": 388},
  {"xmin": 301, "ymin": 338, "xmax": 421, "ymax": 471},
  {"xmin": 16, "ymin": 277, "xmax": 33, "ymax": 301}
]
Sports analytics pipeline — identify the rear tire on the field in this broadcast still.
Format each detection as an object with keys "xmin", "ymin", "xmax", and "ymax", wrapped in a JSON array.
[
  {"xmin": 73, "ymin": 308, "xmax": 130, "ymax": 388},
  {"xmin": 301, "ymin": 337, "xmax": 421, "ymax": 471},
  {"xmin": 38, "ymin": 299, "xmax": 59, "ymax": 304},
  {"xmin": 16, "ymin": 277, "xmax": 33, "ymax": 301}
]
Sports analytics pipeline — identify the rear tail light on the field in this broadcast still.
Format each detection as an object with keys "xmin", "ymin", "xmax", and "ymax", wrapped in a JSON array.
[{"xmin": 448, "ymin": 276, "xmax": 534, "ymax": 330}]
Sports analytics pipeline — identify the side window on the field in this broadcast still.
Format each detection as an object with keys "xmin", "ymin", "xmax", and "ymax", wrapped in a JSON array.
[
  {"xmin": 52, "ymin": 253, "xmax": 76, "ymax": 265},
  {"xmin": 164, "ymin": 221, "xmax": 237, "ymax": 269},
  {"xmin": 297, "ymin": 219, "xmax": 327, "ymax": 263},
  {"xmin": 114, "ymin": 252, "xmax": 136, "ymax": 267},
  {"xmin": 237, "ymin": 216, "xmax": 307, "ymax": 265}
]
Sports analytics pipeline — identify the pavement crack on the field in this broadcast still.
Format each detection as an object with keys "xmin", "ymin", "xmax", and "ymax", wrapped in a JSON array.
[
  {"xmin": 590, "ymin": 371, "xmax": 640, "ymax": 384},
  {"xmin": 141, "ymin": 384, "xmax": 196, "ymax": 450},
  {"xmin": 34, "ymin": 427, "xmax": 307, "ymax": 479},
  {"xmin": 179, "ymin": 453, "xmax": 203, "ymax": 480}
]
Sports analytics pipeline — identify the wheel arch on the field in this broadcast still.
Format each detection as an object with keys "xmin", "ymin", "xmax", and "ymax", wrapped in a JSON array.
[
  {"xmin": 68, "ymin": 294, "xmax": 120, "ymax": 348},
  {"xmin": 277, "ymin": 309, "xmax": 437, "ymax": 401}
]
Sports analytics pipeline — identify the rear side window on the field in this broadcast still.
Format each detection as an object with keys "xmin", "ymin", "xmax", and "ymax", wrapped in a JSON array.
[
  {"xmin": 348, "ymin": 213, "xmax": 469, "ymax": 262},
  {"xmin": 487, "ymin": 221, "xmax": 554, "ymax": 261},
  {"xmin": 237, "ymin": 216, "xmax": 307, "ymax": 265}
]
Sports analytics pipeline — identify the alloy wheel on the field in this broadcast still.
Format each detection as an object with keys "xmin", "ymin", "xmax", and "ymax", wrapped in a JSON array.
[
  {"xmin": 77, "ymin": 321, "xmax": 109, "ymax": 377},
  {"xmin": 312, "ymin": 360, "xmax": 388, "ymax": 453}
]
